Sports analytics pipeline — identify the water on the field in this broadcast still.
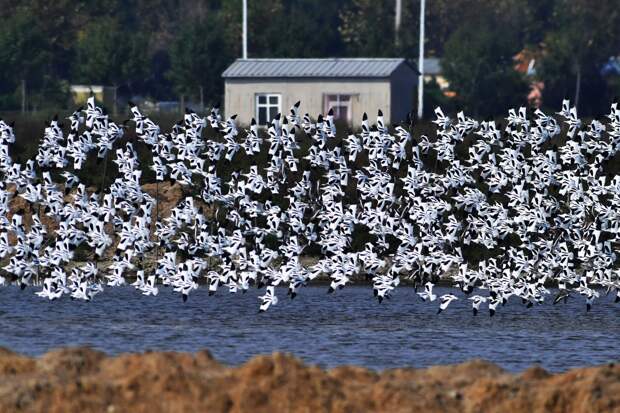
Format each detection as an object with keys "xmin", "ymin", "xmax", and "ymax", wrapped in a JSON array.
[{"xmin": 0, "ymin": 285, "xmax": 618, "ymax": 372}]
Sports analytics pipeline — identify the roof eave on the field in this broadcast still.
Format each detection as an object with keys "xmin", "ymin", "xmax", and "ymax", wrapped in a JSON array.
[
  {"xmin": 222, "ymin": 75, "xmax": 395, "ymax": 80},
  {"xmin": 403, "ymin": 59, "xmax": 421, "ymax": 76}
]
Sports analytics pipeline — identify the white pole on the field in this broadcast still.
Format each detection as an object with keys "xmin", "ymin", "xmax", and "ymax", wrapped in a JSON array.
[
  {"xmin": 417, "ymin": 0, "xmax": 425, "ymax": 119},
  {"xmin": 242, "ymin": 0, "xmax": 248, "ymax": 59}
]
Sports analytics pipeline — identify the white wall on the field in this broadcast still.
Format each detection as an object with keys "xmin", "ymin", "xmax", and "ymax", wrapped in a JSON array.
[{"xmin": 224, "ymin": 78, "xmax": 392, "ymax": 127}]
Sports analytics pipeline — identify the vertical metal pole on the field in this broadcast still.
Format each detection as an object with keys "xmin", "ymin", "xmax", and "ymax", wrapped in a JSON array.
[
  {"xmin": 417, "ymin": 0, "xmax": 425, "ymax": 119},
  {"xmin": 242, "ymin": 0, "xmax": 248, "ymax": 59},
  {"xmin": 395, "ymin": 0, "xmax": 402, "ymax": 47}
]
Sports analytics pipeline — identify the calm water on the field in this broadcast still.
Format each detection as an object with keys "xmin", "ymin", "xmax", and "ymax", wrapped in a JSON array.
[{"xmin": 0, "ymin": 285, "xmax": 618, "ymax": 372}]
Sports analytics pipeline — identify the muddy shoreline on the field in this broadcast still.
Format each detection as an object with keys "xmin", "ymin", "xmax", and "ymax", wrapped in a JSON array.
[{"xmin": 0, "ymin": 347, "xmax": 618, "ymax": 412}]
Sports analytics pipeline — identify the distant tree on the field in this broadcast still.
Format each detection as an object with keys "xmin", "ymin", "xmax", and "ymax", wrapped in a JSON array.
[
  {"xmin": 442, "ymin": 19, "xmax": 528, "ymax": 117},
  {"xmin": 1, "ymin": 0, "xmax": 620, "ymax": 116},
  {"xmin": 0, "ymin": 9, "xmax": 56, "ymax": 110},
  {"xmin": 537, "ymin": 0, "xmax": 620, "ymax": 115},
  {"xmin": 0, "ymin": 0, "xmax": 130, "ymax": 109},
  {"xmin": 219, "ymin": 0, "xmax": 346, "ymax": 59},
  {"xmin": 339, "ymin": 0, "xmax": 398, "ymax": 57},
  {"xmin": 167, "ymin": 14, "xmax": 235, "ymax": 111},
  {"xmin": 220, "ymin": 0, "xmax": 282, "ymax": 58},
  {"xmin": 276, "ymin": 0, "xmax": 347, "ymax": 57},
  {"xmin": 423, "ymin": 78, "xmax": 453, "ymax": 118},
  {"xmin": 73, "ymin": 17, "xmax": 149, "ymax": 114}
]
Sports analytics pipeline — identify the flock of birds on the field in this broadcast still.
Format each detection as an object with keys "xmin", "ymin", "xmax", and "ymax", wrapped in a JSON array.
[{"xmin": 0, "ymin": 96, "xmax": 619, "ymax": 315}]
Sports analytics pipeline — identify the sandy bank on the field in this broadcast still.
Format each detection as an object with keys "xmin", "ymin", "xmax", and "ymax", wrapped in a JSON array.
[{"xmin": 0, "ymin": 347, "xmax": 619, "ymax": 412}]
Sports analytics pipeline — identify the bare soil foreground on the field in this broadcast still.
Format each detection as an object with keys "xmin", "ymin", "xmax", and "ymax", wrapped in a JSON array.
[{"xmin": 0, "ymin": 348, "xmax": 619, "ymax": 413}]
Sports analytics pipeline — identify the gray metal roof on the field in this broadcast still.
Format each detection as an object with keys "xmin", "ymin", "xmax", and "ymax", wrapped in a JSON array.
[
  {"xmin": 222, "ymin": 58, "xmax": 417, "ymax": 79},
  {"xmin": 423, "ymin": 57, "xmax": 442, "ymax": 75}
]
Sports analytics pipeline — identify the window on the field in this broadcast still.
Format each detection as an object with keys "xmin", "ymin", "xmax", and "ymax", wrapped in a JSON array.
[
  {"xmin": 256, "ymin": 94, "xmax": 281, "ymax": 125},
  {"xmin": 323, "ymin": 94, "xmax": 352, "ymax": 123}
]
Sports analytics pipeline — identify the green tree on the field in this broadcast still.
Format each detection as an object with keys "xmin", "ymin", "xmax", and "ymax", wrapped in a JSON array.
[
  {"xmin": 73, "ymin": 17, "xmax": 149, "ymax": 114},
  {"xmin": 442, "ymin": 17, "xmax": 528, "ymax": 117},
  {"xmin": 339, "ymin": 0, "xmax": 399, "ymax": 57},
  {"xmin": 277, "ymin": 0, "xmax": 347, "ymax": 57},
  {"xmin": 167, "ymin": 13, "xmax": 235, "ymax": 111},
  {"xmin": 218, "ymin": 0, "xmax": 348, "ymax": 58},
  {"xmin": 0, "ymin": 9, "xmax": 53, "ymax": 110},
  {"xmin": 537, "ymin": 0, "xmax": 620, "ymax": 115}
]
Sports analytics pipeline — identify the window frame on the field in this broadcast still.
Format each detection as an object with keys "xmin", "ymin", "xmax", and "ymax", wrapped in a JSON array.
[
  {"xmin": 323, "ymin": 93, "xmax": 353, "ymax": 124},
  {"xmin": 255, "ymin": 93, "xmax": 282, "ymax": 125}
]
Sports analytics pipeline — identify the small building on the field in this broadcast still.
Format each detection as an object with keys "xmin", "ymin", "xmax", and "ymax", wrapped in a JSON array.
[
  {"xmin": 423, "ymin": 57, "xmax": 449, "ymax": 90},
  {"xmin": 222, "ymin": 58, "xmax": 418, "ymax": 127},
  {"xmin": 70, "ymin": 85, "xmax": 115, "ymax": 109}
]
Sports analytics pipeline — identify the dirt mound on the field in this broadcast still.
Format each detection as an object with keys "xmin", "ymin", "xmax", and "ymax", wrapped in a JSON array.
[
  {"xmin": 141, "ymin": 181, "xmax": 185, "ymax": 219},
  {"xmin": 0, "ymin": 347, "xmax": 618, "ymax": 412}
]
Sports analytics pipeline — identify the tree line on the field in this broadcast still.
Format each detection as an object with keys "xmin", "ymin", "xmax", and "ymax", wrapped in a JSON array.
[{"xmin": 0, "ymin": 0, "xmax": 619, "ymax": 117}]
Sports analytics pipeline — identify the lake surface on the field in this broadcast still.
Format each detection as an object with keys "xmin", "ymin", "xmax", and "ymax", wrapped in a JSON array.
[{"xmin": 0, "ymin": 285, "xmax": 618, "ymax": 372}]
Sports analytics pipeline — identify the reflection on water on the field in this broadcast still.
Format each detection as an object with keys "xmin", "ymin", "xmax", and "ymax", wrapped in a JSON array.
[{"xmin": 0, "ymin": 285, "xmax": 618, "ymax": 372}]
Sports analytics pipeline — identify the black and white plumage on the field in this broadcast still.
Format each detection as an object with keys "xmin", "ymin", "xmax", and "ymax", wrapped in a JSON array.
[
  {"xmin": 0, "ymin": 98, "xmax": 616, "ymax": 315},
  {"xmin": 258, "ymin": 286, "xmax": 278, "ymax": 312},
  {"xmin": 437, "ymin": 294, "xmax": 458, "ymax": 314}
]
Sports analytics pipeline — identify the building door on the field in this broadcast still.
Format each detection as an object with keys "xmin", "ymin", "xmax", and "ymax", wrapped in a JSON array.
[{"xmin": 256, "ymin": 93, "xmax": 281, "ymax": 125}]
